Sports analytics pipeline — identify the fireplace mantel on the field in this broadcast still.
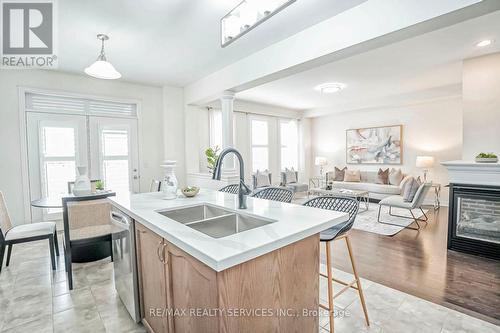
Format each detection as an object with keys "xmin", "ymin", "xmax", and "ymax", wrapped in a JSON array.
[{"xmin": 441, "ymin": 160, "xmax": 500, "ymax": 186}]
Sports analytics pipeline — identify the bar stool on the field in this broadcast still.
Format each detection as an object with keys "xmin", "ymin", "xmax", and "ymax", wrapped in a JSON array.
[
  {"xmin": 303, "ymin": 196, "xmax": 369, "ymax": 332},
  {"xmin": 251, "ymin": 186, "xmax": 293, "ymax": 203},
  {"xmin": 219, "ymin": 184, "xmax": 239, "ymax": 194}
]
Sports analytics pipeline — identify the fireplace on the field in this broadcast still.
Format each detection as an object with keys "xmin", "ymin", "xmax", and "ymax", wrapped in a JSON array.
[{"xmin": 448, "ymin": 183, "xmax": 500, "ymax": 259}]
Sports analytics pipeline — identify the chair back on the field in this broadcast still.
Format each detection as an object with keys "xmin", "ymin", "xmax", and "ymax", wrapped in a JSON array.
[
  {"xmin": 150, "ymin": 179, "xmax": 162, "ymax": 192},
  {"xmin": 251, "ymin": 187, "xmax": 293, "ymax": 203},
  {"xmin": 62, "ymin": 193, "xmax": 115, "ymax": 242},
  {"xmin": 281, "ymin": 171, "xmax": 299, "ymax": 185},
  {"xmin": 411, "ymin": 182, "xmax": 433, "ymax": 208},
  {"xmin": 67, "ymin": 180, "xmax": 101, "ymax": 194},
  {"xmin": 252, "ymin": 172, "xmax": 272, "ymax": 189},
  {"xmin": 219, "ymin": 184, "xmax": 239, "ymax": 194},
  {"xmin": 303, "ymin": 196, "xmax": 359, "ymax": 235},
  {"xmin": 0, "ymin": 191, "xmax": 13, "ymax": 240}
]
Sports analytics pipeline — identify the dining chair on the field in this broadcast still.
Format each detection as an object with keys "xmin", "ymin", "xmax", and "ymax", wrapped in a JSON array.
[
  {"xmin": 251, "ymin": 186, "xmax": 293, "ymax": 203},
  {"xmin": 0, "ymin": 191, "xmax": 59, "ymax": 273},
  {"xmin": 219, "ymin": 184, "xmax": 240, "ymax": 194},
  {"xmin": 62, "ymin": 193, "xmax": 117, "ymax": 289},
  {"xmin": 303, "ymin": 196, "xmax": 369, "ymax": 333}
]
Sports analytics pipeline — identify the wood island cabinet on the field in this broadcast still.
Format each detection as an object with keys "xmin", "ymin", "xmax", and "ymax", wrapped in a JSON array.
[{"xmin": 135, "ymin": 222, "xmax": 319, "ymax": 333}]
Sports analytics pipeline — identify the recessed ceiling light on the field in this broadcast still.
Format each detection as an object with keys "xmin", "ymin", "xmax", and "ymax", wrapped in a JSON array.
[
  {"xmin": 314, "ymin": 82, "xmax": 346, "ymax": 94},
  {"xmin": 476, "ymin": 39, "xmax": 493, "ymax": 47}
]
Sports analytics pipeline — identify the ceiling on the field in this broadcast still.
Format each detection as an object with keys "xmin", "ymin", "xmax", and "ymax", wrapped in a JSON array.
[
  {"xmin": 57, "ymin": 0, "xmax": 366, "ymax": 86},
  {"xmin": 236, "ymin": 10, "xmax": 500, "ymax": 116}
]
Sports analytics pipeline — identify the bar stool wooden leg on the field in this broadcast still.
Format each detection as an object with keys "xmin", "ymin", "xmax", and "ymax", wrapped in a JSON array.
[
  {"xmin": 345, "ymin": 236, "xmax": 369, "ymax": 326},
  {"xmin": 325, "ymin": 241, "xmax": 334, "ymax": 333}
]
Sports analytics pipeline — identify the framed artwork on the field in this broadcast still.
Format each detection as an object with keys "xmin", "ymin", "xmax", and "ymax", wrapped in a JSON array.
[{"xmin": 346, "ymin": 125, "xmax": 402, "ymax": 164}]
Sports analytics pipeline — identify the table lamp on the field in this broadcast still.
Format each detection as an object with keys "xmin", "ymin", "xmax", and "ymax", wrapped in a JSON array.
[
  {"xmin": 416, "ymin": 156, "xmax": 434, "ymax": 182},
  {"xmin": 315, "ymin": 156, "xmax": 328, "ymax": 176}
]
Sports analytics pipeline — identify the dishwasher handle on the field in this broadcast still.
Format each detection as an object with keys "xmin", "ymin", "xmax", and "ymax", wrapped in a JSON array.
[{"xmin": 111, "ymin": 211, "xmax": 130, "ymax": 227}]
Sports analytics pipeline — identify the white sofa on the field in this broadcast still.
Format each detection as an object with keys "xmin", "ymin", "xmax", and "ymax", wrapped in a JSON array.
[{"xmin": 325, "ymin": 170, "xmax": 411, "ymax": 201}]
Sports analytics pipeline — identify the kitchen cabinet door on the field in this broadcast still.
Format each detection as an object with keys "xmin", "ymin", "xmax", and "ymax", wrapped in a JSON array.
[
  {"xmin": 135, "ymin": 223, "xmax": 169, "ymax": 333},
  {"xmin": 165, "ymin": 242, "xmax": 219, "ymax": 333}
]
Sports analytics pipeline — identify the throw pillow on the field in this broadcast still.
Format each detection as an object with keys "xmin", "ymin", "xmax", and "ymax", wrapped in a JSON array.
[
  {"xmin": 344, "ymin": 169, "xmax": 361, "ymax": 182},
  {"xmin": 376, "ymin": 168, "xmax": 389, "ymax": 184},
  {"xmin": 334, "ymin": 167, "xmax": 347, "ymax": 181},
  {"xmin": 403, "ymin": 177, "xmax": 422, "ymax": 202},
  {"xmin": 285, "ymin": 168, "xmax": 297, "ymax": 183},
  {"xmin": 255, "ymin": 170, "xmax": 271, "ymax": 188},
  {"xmin": 389, "ymin": 168, "xmax": 404, "ymax": 186}
]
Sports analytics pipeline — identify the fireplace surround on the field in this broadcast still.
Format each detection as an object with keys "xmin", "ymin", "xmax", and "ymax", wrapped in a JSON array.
[
  {"xmin": 442, "ymin": 160, "xmax": 500, "ymax": 259},
  {"xmin": 448, "ymin": 183, "xmax": 500, "ymax": 259}
]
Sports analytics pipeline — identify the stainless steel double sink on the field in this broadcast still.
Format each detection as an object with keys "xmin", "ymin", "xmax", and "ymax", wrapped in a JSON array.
[{"xmin": 156, "ymin": 204, "xmax": 276, "ymax": 238}]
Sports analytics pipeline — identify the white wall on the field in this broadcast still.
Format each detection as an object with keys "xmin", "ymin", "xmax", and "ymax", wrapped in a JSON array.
[
  {"xmin": 163, "ymin": 86, "xmax": 186, "ymax": 186},
  {"xmin": 462, "ymin": 52, "xmax": 500, "ymax": 159},
  {"xmin": 0, "ymin": 70, "xmax": 165, "ymax": 224},
  {"xmin": 310, "ymin": 97, "xmax": 463, "ymax": 205}
]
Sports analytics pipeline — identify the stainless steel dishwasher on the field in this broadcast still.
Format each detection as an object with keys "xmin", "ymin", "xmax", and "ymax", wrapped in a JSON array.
[{"xmin": 110, "ymin": 207, "xmax": 141, "ymax": 323}]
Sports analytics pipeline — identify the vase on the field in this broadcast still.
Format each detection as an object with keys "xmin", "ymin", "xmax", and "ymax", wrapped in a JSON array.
[
  {"xmin": 161, "ymin": 160, "xmax": 178, "ymax": 200},
  {"xmin": 73, "ymin": 166, "xmax": 91, "ymax": 196}
]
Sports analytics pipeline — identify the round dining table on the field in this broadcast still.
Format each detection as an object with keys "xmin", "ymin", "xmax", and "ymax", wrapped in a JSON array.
[{"xmin": 31, "ymin": 196, "xmax": 65, "ymax": 209}]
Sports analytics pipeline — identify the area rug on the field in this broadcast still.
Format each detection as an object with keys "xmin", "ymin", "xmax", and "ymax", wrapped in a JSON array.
[
  {"xmin": 293, "ymin": 197, "xmax": 428, "ymax": 236},
  {"xmin": 353, "ymin": 205, "xmax": 428, "ymax": 236}
]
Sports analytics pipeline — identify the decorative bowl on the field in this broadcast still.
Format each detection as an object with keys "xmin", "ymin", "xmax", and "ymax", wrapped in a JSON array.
[
  {"xmin": 475, "ymin": 157, "xmax": 498, "ymax": 163},
  {"xmin": 181, "ymin": 186, "xmax": 199, "ymax": 197}
]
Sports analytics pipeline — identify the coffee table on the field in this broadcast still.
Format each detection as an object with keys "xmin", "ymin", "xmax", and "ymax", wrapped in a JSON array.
[{"xmin": 308, "ymin": 187, "xmax": 370, "ymax": 212}]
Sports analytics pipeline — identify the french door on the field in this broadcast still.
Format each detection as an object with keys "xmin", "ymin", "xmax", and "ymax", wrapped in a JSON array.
[
  {"xmin": 27, "ymin": 113, "xmax": 139, "ymax": 221},
  {"xmin": 89, "ymin": 117, "xmax": 139, "ymax": 196}
]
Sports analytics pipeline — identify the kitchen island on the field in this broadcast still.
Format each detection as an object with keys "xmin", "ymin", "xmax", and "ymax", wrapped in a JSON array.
[{"xmin": 109, "ymin": 189, "xmax": 348, "ymax": 333}]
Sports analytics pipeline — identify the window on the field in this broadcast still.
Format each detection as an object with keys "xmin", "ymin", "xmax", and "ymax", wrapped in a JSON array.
[
  {"xmin": 101, "ymin": 129, "xmax": 130, "ymax": 195},
  {"xmin": 40, "ymin": 126, "xmax": 77, "ymax": 214},
  {"xmin": 251, "ymin": 119, "xmax": 269, "ymax": 172},
  {"xmin": 280, "ymin": 120, "xmax": 298, "ymax": 170}
]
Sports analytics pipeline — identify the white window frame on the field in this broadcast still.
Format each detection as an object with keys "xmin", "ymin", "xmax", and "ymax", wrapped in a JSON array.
[
  {"xmin": 278, "ymin": 118, "xmax": 299, "ymax": 171},
  {"xmin": 249, "ymin": 115, "xmax": 272, "ymax": 174}
]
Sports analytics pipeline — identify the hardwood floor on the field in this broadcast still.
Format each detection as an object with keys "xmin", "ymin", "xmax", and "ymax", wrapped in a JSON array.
[{"xmin": 321, "ymin": 206, "xmax": 500, "ymax": 325}]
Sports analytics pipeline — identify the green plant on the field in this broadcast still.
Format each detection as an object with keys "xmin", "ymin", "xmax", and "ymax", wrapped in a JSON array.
[
  {"xmin": 205, "ymin": 146, "xmax": 220, "ymax": 174},
  {"xmin": 95, "ymin": 180, "xmax": 105, "ymax": 190},
  {"xmin": 476, "ymin": 152, "xmax": 497, "ymax": 158}
]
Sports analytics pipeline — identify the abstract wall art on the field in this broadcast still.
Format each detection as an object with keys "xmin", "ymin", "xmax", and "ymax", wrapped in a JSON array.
[{"xmin": 346, "ymin": 125, "xmax": 402, "ymax": 164}]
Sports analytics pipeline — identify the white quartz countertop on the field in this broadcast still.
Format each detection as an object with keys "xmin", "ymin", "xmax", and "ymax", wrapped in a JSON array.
[{"xmin": 109, "ymin": 189, "xmax": 348, "ymax": 272}]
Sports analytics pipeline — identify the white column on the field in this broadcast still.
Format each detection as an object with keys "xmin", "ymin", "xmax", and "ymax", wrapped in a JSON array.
[{"xmin": 220, "ymin": 91, "xmax": 236, "ymax": 171}]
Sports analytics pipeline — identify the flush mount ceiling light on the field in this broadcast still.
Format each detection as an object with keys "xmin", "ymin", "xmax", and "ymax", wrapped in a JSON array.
[
  {"xmin": 476, "ymin": 39, "xmax": 493, "ymax": 47},
  {"xmin": 314, "ymin": 82, "xmax": 346, "ymax": 94},
  {"xmin": 84, "ymin": 34, "xmax": 121, "ymax": 80},
  {"xmin": 221, "ymin": 0, "xmax": 296, "ymax": 47}
]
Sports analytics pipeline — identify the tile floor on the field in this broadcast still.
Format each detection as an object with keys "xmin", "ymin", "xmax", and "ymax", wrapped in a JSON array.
[{"xmin": 0, "ymin": 237, "xmax": 499, "ymax": 333}]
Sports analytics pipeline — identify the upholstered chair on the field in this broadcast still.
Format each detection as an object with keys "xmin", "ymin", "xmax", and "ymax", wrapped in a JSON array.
[
  {"xmin": 62, "ymin": 194, "xmax": 118, "ymax": 289},
  {"xmin": 0, "ymin": 191, "xmax": 59, "ymax": 273},
  {"xmin": 377, "ymin": 182, "xmax": 432, "ymax": 230}
]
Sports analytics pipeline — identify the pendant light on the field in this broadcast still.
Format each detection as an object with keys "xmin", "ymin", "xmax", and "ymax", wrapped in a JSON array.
[{"xmin": 84, "ymin": 34, "xmax": 121, "ymax": 80}]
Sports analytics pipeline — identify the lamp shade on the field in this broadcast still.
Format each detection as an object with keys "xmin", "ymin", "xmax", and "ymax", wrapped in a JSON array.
[
  {"xmin": 315, "ymin": 156, "xmax": 328, "ymax": 166},
  {"xmin": 416, "ymin": 156, "xmax": 434, "ymax": 168},
  {"xmin": 84, "ymin": 60, "xmax": 121, "ymax": 80}
]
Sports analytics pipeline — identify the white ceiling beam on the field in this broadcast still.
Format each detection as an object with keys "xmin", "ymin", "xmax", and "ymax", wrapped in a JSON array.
[{"xmin": 185, "ymin": 0, "xmax": 498, "ymax": 105}]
